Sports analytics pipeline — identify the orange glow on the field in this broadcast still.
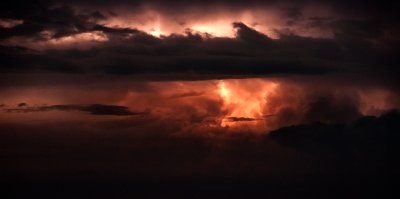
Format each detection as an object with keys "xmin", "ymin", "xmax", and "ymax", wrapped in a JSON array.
[
  {"xmin": 99, "ymin": 10, "xmax": 171, "ymax": 38},
  {"xmin": 218, "ymin": 81, "xmax": 231, "ymax": 100},
  {"xmin": 217, "ymin": 80, "xmax": 278, "ymax": 128},
  {"xmin": 0, "ymin": 5, "xmax": 336, "ymax": 51},
  {"xmin": 0, "ymin": 78, "xmax": 282, "ymax": 132},
  {"xmin": 2, "ymin": 78, "xmax": 399, "ymax": 134},
  {"xmin": 98, "ymin": 8, "xmax": 282, "ymax": 38},
  {"xmin": 144, "ymin": 13, "xmax": 166, "ymax": 37},
  {"xmin": 148, "ymin": 27, "xmax": 164, "ymax": 37},
  {"xmin": 190, "ymin": 20, "xmax": 236, "ymax": 38},
  {"xmin": 94, "ymin": 6, "xmax": 338, "ymax": 39}
]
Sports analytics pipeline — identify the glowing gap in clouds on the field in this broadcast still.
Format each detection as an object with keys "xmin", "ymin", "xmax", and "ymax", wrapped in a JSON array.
[
  {"xmin": 190, "ymin": 21, "xmax": 236, "ymax": 38},
  {"xmin": 217, "ymin": 80, "xmax": 278, "ymax": 128}
]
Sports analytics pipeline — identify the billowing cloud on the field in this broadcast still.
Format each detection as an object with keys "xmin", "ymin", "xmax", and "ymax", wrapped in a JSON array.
[{"xmin": 1, "ymin": 78, "xmax": 398, "ymax": 133}]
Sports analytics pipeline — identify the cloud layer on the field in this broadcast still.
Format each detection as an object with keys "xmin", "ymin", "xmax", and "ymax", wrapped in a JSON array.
[
  {"xmin": 0, "ymin": 0, "xmax": 398, "ymax": 86},
  {"xmin": 5, "ymin": 104, "xmax": 145, "ymax": 116},
  {"xmin": 1, "ymin": 1, "xmax": 399, "ymax": 198}
]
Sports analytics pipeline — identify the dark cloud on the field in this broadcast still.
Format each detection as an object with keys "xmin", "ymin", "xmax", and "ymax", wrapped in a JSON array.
[
  {"xmin": 5, "ymin": 104, "xmax": 145, "ymax": 116},
  {"xmin": 269, "ymin": 110, "xmax": 400, "ymax": 165},
  {"xmin": 282, "ymin": 6, "xmax": 303, "ymax": 22},
  {"xmin": 304, "ymin": 94, "xmax": 362, "ymax": 123},
  {"xmin": 1, "ymin": 28, "xmax": 396, "ymax": 91},
  {"xmin": 233, "ymin": 22, "xmax": 273, "ymax": 45},
  {"xmin": 1, "ymin": 109, "xmax": 399, "ymax": 198},
  {"xmin": 0, "ymin": 1, "xmax": 138, "ymax": 42},
  {"xmin": 17, "ymin": 102, "xmax": 27, "ymax": 107},
  {"xmin": 226, "ymin": 117, "xmax": 258, "ymax": 122},
  {"xmin": 169, "ymin": 91, "xmax": 204, "ymax": 99},
  {"xmin": 0, "ymin": 0, "xmax": 398, "ymax": 93},
  {"xmin": 1, "ymin": 23, "xmax": 337, "ymax": 78},
  {"xmin": 84, "ymin": 104, "xmax": 146, "ymax": 115}
]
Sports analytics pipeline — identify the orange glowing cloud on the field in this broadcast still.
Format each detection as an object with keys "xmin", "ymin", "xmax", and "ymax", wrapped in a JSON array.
[
  {"xmin": 2, "ymin": 77, "xmax": 396, "ymax": 134},
  {"xmin": 217, "ymin": 79, "xmax": 278, "ymax": 129},
  {"xmin": 109, "ymin": 79, "xmax": 281, "ymax": 132},
  {"xmin": 190, "ymin": 20, "xmax": 237, "ymax": 38}
]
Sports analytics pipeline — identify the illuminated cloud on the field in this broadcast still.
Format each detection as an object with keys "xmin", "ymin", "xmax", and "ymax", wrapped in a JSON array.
[{"xmin": 0, "ymin": 18, "xmax": 23, "ymax": 28}]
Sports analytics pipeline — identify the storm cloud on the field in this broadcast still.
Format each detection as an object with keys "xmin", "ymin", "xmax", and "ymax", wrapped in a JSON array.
[
  {"xmin": 1, "ymin": 0, "xmax": 400, "ymax": 198},
  {"xmin": 0, "ymin": 0, "xmax": 398, "ymax": 86}
]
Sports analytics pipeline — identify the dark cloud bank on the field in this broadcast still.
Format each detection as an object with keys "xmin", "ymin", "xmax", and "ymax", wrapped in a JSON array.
[
  {"xmin": 6, "ymin": 103, "xmax": 145, "ymax": 116},
  {"xmin": 0, "ymin": 0, "xmax": 399, "ymax": 85},
  {"xmin": 1, "ymin": 111, "xmax": 399, "ymax": 198}
]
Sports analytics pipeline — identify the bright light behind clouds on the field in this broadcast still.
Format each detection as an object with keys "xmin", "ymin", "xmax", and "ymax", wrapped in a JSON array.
[
  {"xmin": 218, "ymin": 80, "xmax": 278, "ymax": 129},
  {"xmin": 0, "ymin": 4, "xmax": 337, "ymax": 51},
  {"xmin": 191, "ymin": 21, "xmax": 236, "ymax": 38},
  {"xmin": 96, "ymin": 5, "xmax": 333, "ymax": 39},
  {"xmin": 1, "ymin": 77, "xmax": 399, "ymax": 135}
]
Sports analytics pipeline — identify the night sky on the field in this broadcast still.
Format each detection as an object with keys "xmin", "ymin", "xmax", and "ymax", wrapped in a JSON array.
[{"xmin": 1, "ymin": 0, "xmax": 400, "ymax": 198}]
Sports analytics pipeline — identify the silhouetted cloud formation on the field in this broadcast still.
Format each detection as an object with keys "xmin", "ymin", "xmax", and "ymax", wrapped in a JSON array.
[
  {"xmin": 270, "ymin": 110, "xmax": 400, "ymax": 163},
  {"xmin": 0, "ymin": 0, "xmax": 398, "ymax": 87},
  {"xmin": 226, "ymin": 117, "xmax": 258, "ymax": 122},
  {"xmin": 6, "ymin": 104, "xmax": 145, "ymax": 116},
  {"xmin": 17, "ymin": 102, "xmax": 27, "ymax": 107}
]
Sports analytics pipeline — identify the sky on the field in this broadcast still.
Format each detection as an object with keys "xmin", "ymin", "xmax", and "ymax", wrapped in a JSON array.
[{"xmin": 1, "ymin": 0, "xmax": 400, "ymax": 198}]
